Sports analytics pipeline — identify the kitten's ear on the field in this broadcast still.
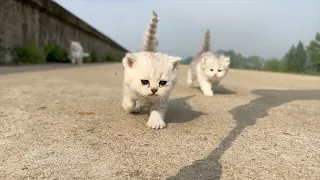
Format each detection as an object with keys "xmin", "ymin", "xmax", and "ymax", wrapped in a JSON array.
[
  {"xmin": 224, "ymin": 56, "xmax": 230, "ymax": 67},
  {"xmin": 122, "ymin": 53, "xmax": 137, "ymax": 68},
  {"xmin": 169, "ymin": 56, "xmax": 182, "ymax": 70},
  {"xmin": 201, "ymin": 57, "xmax": 207, "ymax": 67}
]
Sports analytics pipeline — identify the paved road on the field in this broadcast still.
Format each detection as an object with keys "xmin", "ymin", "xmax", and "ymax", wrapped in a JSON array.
[{"xmin": 1, "ymin": 64, "xmax": 320, "ymax": 180}]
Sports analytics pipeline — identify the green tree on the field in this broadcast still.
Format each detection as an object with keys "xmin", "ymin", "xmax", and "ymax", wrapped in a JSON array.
[
  {"xmin": 307, "ymin": 32, "xmax": 320, "ymax": 72},
  {"xmin": 284, "ymin": 42, "xmax": 307, "ymax": 72},
  {"xmin": 181, "ymin": 56, "xmax": 193, "ymax": 64},
  {"xmin": 284, "ymin": 45, "xmax": 297, "ymax": 72},
  {"xmin": 246, "ymin": 55, "xmax": 264, "ymax": 70},
  {"xmin": 295, "ymin": 41, "xmax": 307, "ymax": 72},
  {"xmin": 263, "ymin": 58, "xmax": 281, "ymax": 72}
]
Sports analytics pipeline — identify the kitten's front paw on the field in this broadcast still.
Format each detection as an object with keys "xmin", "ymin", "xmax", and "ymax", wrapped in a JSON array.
[
  {"xmin": 203, "ymin": 90, "xmax": 214, "ymax": 96},
  {"xmin": 147, "ymin": 117, "xmax": 166, "ymax": 129},
  {"xmin": 122, "ymin": 99, "xmax": 135, "ymax": 113},
  {"xmin": 131, "ymin": 106, "xmax": 141, "ymax": 113},
  {"xmin": 187, "ymin": 80, "xmax": 193, "ymax": 87}
]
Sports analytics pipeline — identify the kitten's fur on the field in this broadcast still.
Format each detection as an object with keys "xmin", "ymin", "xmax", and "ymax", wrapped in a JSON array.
[
  {"xmin": 122, "ymin": 11, "xmax": 181, "ymax": 129},
  {"xmin": 187, "ymin": 30, "xmax": 230, "ymax": 96},
  {"xmin": 69, "ymin": 40, "xmax": 89, "ymax": 65}
]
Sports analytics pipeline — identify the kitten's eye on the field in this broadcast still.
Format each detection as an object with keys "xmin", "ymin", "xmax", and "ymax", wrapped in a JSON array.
[
  {"xmin": 141, "ymin": 80, "xmax": 149, "ymax": 85},
  {"xmin": 210, "ymin": 69, "xmax": 213, "ymax": 71},
  {"xmin": 218, "ymin": 69, "xmax": 222, "ymax": 72},
  {"xmin": 159, "ymin": 80, "xmax": 167, "ymax": 86}
]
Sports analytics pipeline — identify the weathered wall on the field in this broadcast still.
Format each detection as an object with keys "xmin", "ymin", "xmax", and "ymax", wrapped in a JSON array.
[{"xmin": 0, "ymin": 0, "xmax": 129, "ymax": 64}]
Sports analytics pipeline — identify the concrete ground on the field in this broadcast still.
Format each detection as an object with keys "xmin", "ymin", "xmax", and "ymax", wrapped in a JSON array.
[{"xmin": 1, "ymin": 63, "xmax": 320, "ymax": 180}]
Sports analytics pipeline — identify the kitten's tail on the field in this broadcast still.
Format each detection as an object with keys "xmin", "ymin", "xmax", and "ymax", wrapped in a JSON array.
[
  {"xmin": 140, "ymin": 10, "xmax": 159, "ymax": 52},
  {"xmin": 82, "ymin": 52, "xmax": 90, "ymax": 57},
  {"xmin": 201, "ymin": 29, "xmax": 211, "ymax": 52}
]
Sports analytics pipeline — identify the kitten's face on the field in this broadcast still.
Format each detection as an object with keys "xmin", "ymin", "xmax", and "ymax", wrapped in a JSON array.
[
  {"xmin": 123, "ymin": 52, "xmax": 181, "ymax": 98},
  {"xmin": 200, "ymin": 52, "xmax": 230, "ymax": 80}
]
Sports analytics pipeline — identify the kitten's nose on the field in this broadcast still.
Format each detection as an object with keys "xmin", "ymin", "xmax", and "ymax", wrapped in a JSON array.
[
  {"xmin": 213, "ymin": 74, "xmax": 217, "ymax": 77},
  {"xmin": 151, "ymin": 88, "xmax": 158, "ymax": 94}
]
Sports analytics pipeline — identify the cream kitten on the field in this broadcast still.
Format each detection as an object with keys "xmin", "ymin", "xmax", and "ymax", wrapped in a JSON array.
[
  {"xmin": 187, "ymin": 30, "xmax": 230, "ymax": 96},
  {"xmin": 69, "ymin": 40, "xmax": 89, "ymax": 65},
  {"xmin": 122, "ymin": 11, "xmax": 181, "ymax": 129}
]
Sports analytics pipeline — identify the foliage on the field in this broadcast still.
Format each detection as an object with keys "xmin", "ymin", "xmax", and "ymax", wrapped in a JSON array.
[
  {"xmin": 90, "ymin": 49, "xmax": 99, "ymax": 62},
  {"xmin": 14, "ymin": 44, "xmax": 45, "ymax": 64},
  {"xmin": 245, "ymin": 56, "xmax": 264, "ymax": 70},
  {"xmin": 307, "ymin": 32, "xmax": 320, "ymax": 71},
  {"xmin": 83, "ymin": 56, "xmax": 92, "ymax": 63},
  {"xmin": 44, "ymin": 44, "xmax": 69, "ymax": 63},
  {"xmin": 284, "ymin": 41, "xmax": 307, "ymax": 72},
  {"xmin": 181, "ymin": 56, "xmax": 193, "ymax": 64},
  {"xmin": 105, "ymin": 54, "xmax": 124, "ymax": 62}
]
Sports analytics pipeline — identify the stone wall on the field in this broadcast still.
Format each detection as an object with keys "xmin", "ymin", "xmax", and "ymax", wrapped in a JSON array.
[{"xmin": 0, "ymin": 0, "xmax": 129, "ymax": 64}]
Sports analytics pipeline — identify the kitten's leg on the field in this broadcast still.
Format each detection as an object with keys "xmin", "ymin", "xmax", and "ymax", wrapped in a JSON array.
[
  {"xmin": 199, "ymin": 79, "xmax": 214, "ymax": 96},
  {"xmin": 71, "ymin": 58, "xmax": 76, "ymax": 64},
  {"xmin": 122, "ymin": 95, "xmax": 136, "ymax": 113},
  {"xmin": 187, "ymin": 68, "xmax": 194, "ymax": 87},
  {"xmin": 147, "ymin": 103, "xmax": 167, "ymax": 129},
  {"xmin": 78, "ymin": 57, "xmax": 83, "ymax": 65},
  {"xmin": 131, "ymin": 98, "xmax": 144, "ymax": 113}
]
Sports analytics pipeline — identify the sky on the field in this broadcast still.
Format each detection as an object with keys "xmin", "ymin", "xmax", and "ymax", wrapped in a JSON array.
[{"xmin": 55, "ymin": 0, "xmax": 320, "ymax": 59}]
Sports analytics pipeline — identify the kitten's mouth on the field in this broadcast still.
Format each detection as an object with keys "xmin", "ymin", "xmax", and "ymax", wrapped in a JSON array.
[{"xmin": 149, "ymin": 94, "xmax": 158, "ymax": 96}]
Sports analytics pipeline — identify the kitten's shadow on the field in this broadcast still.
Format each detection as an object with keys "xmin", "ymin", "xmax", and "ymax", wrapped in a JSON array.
[
  {"xmin": 166, "ymin": 95, "xmax": 207, "ymax": 123},
  {"xmin": 193, "ymin": 85, "xmax": 236, "ymax": 95},
  {"xmin": 134, "ymin": 95, "xmax": 206, "ymax": 124}
]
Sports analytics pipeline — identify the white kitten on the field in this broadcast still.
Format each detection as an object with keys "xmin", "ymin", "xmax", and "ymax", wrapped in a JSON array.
[
  {"xmin": 69, "ymin": 41, "xmax": 89, "ymax": 65},
  {"xmin": 187, "ymin": 30, "xmax": 230, "ymax": 96},
  {"xmin": 122, "ymin": 11, "xmax": 181, "ymax": 129}
]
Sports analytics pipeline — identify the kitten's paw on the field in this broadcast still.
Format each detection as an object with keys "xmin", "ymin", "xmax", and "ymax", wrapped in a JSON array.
[
  {"xmin": 147, "ymin": 117, "xmax": 166, "ymax": 129},
  {"xmin": 203, "ymin": 90, "xmax": 214, "ymax": 96},
  {"xmin": 122, "ymin": 100, "xmax": 135, "ymax": 113},
  {"xmin": 187, "ymin": 80, "xmax": 193, "ymax": 87},
  {"xmin": 131, "ymin": 106, "xmax": 141, "ymax": 113}
]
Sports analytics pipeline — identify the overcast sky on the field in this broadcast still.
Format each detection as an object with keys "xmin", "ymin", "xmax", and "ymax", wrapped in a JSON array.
[{"xmin": 55, "ymin": 0, "xmax": 320, "ymax": 59}]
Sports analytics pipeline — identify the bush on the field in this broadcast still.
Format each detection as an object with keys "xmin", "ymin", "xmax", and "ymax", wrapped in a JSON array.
[
  {"xmin": 90, "ymin": 49, "xmax": 99, "ymax": 62},
  {"xmin": 105, "ymin": 54, "xmax": 123, "ymax": 62},
  {"xmin": 14, "ymin": 44, "xmax": 45, "ymax": 64},
  {"xmin": 83, "ymin": 56, "xmax": 92, "ymax": 63},
  {"xmin": 44, "ymin": 44, "xmax": 69, "ymax": 63}
]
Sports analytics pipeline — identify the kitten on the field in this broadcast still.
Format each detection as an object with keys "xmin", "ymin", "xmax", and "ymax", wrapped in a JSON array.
[
  {"xmin": 69, "ymin": 40, "xmax": 89, "ymax": 65},
  {"xmin": 122, "ymin": 11, "xmax": 181, "ymax": 129},
  {"xmin": 187, "ymin": 30, "xmax": 230, "ymax": 96}
]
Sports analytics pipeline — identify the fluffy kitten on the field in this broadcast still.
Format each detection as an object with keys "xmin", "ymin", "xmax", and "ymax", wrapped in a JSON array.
[
  {"xmin": 187, "ymin": 30, "xmax": 230, "ymax": 96},
  {"xmin": 69, "ymin": 40, "xmax": 89, "ymax": 65},
  {"xmin": 122, "ymin": 11, "xmax": 181, "ymax": 129}
]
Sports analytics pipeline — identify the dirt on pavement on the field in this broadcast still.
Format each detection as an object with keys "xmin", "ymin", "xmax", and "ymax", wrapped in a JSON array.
[{"xmin": 1, "ymin": 63, "xmax": 320, "ymax": 180}]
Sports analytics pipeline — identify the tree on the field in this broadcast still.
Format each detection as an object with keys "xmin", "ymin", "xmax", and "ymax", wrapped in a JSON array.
[
  {"xmin": 295, "ymin": 41, "xmax": 307, "ymax": 72},
  {"xmin": 284, "ymin": 42, "xmax": 307, "ymax": 72},
  {"xmin": 307, "ymin": 32, "xmax": 320, "ymax": 72},
  {"xmin": 246, "ymin": 55, "xmax": 264, "ymax": 70},
  {"xmin": 263, "ymin": 58, "xmax": 281, "ymax": 72},
  {"xmin": 284, "ymin": 45, "xmax": 297, "ymax": 72},
  {"xmin": 181, "ymin": 56, "xmax": 193, "ymax": 64}
]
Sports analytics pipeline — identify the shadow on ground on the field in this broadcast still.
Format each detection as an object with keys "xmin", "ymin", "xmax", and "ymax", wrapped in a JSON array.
[
  {"xmin": 133, "ymin": 95, "xmax": 207, "ymax": 124},
  {"xmin": 193, "ymin": 85, "xmax": 236, "ymax": 95},
  {"xmin": 167, "ymin": 89, "xmax": 320, "ymax": 180},
  {"xmin": 166, "ymin": 95, "xmax": 207, "ymax": 123}
]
